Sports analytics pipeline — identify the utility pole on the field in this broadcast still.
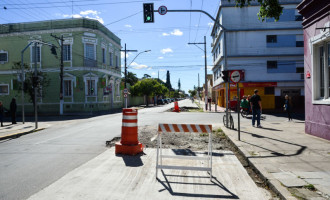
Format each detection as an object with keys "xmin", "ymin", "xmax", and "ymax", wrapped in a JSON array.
[
  {"xmin": 188, "ymin": 36, "xmax": 208, "ymax": 110},
  {"xmin": 120, "ymin": 44, "xmax": 137, "ymax": 108},
  {"xmin": 198, "ymin": 73, "xmax": 200, "ymax": 105},
  {"xmin": 33, "ymin": 42, "xmax": 38, "ymax": 129},
  {"xmin": 50, "ymin": 34, "xmax": 64, "ymax": 115}
]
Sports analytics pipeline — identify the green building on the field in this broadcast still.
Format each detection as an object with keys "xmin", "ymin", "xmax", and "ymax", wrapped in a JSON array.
[{"xmin": 0, "ymin": 18, "xmax": 123, "ymax": 115}]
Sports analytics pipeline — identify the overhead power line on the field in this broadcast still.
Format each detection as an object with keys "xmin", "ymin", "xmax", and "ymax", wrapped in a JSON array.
[{"xmin": 3, "ymin": 0, "xmax": 164, "ymax": 10}]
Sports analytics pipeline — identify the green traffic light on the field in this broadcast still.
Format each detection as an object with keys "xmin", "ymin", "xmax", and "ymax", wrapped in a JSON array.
[{"xmin": 147, "ymin": 16, "xmax": 151, "ymax": 21}]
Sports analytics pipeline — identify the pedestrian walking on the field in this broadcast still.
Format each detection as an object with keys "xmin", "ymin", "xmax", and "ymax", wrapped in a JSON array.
[
  {"xmin": 250, "ymin": 89, "xmax": 262, "ymax": 128},
  {"xmin": 0, "ymin": 101, "xmax": 4, "ymax": 127},
  {"xmin": 284, "ymin": 95, "xmax": 293, "ymax": 121},
  {"xmin": 10, "ymin": 98, "xmax": 17, "ymax": 124}
]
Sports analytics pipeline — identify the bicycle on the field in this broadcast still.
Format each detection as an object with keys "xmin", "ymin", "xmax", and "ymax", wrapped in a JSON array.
[
  {"xmin": 223, "ymin": 113, "xmax": 234, "ymax": 129},
  {"xmin": 240, "ymin": 107, "xmax": 250, "ymax": 118}
]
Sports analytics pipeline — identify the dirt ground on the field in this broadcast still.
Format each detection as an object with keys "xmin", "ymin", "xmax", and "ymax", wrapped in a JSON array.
[{"xmin": 107, "ymin": 125, "xmax": 231, "ymax": 151}]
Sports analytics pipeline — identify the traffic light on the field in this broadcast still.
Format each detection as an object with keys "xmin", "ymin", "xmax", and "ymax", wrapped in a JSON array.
[
  {"xmin": 143, "ymin": 3, "xmax": 154, "ymax": 23},
  {"xmin": 221, "ymin": 70, "xmax": 229, "ymax": 82}
]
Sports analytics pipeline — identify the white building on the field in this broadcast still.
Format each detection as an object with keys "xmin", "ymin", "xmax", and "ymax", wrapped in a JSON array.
[{"xmin": 211, "ymin": 0, "xmax": 304, "ymax": 111}]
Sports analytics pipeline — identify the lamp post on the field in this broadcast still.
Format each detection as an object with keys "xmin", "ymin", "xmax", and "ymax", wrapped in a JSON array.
[{"xmin": 124, "ymin": 49, "xmax": 151, "ymax": 108}]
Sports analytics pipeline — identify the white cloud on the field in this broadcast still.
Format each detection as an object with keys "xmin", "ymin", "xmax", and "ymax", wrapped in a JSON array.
[
  {"xmin": 162, "ymin": 29, "xmax": 183, "ymax": 37},
  {"xmin": 162, "ymin": 79, "xmax": 166, "ymax": 82},
  {"xmin": 207, "ymin": 65, "xmax": 213, "ymax": 70},
  {"xmin": 208, "ymin": 22, "xmax": 214, "ymax": 28},
  {"xmin": 147, "ymin": 67, "xmax": 152, "ymax": 70},
  {"xmin": 62, "ymin": 10, "xmax": 104, "ymax": 24},
  {"xmin": 80, "ymin": 10, "xmax": 99, "ymax": 16},
  {"xmin": 125, "ymin": 24, "xmax": 132, "ymax": 28},
  {"xmin": 158, "ymin": 56, "xmax": 164, "ymax": 59},
  {"xmin": 151, "ymin": 72, "xmax": 157, "ymax": 76},
  {"xmin": 159, "ymin": 69, "xmax": 166, "ymax": 72},
  {"xmin": 171, "ymin": 29, "xmax": 183, "ymax": 36},
  {"xmin": 121, "ymin": 52, "xmax": 130, "ymax": 58},
  {"xmin": 161, "ymin": 48, "xmax": 173, "ymax": 54},
  {"xmin": 130, "ymin": 62, "xmax": 148, "ymax": 70}
]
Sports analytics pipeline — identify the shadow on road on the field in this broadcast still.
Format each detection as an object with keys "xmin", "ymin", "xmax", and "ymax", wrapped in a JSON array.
[
  {"xmin": 116, "ymin": 152, "xmax": 145, "ymax": 167},
  {"xmin": 157, "ymin": 170, "xmax": 239, "ymax": 199}
]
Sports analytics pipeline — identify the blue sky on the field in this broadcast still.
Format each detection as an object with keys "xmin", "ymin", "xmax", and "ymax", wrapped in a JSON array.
[{"xmin": 0, "ymin": 0, "xmax": 220, "ymax": 93}]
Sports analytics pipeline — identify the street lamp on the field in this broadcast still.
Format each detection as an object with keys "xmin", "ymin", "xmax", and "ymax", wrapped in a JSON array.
[
  {"xmin": 127, "ymin": 50, "xmax": 151, "ymax": 68},
  {"xmin": 124, "ymin": 49, "xmax": 151, "ymax": 108}
]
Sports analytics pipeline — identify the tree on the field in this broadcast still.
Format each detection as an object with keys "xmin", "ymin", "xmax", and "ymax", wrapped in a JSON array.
[
  {"xmin": 232, "ymin": 0, "xmax": 283, "ymax": 21},
  {"xmin": 130, "ymin": 78, "xmax": 167, "ymax": 106},
  {"xmin": 165, "ymin": 70, "xmax": 172, "ymax": 90},
  {"xmin": 178, "ymin": 78, "xmax": 181, "ymax": 91},
  {"xmin": 126, "ymin": 72, "xmax": 138, "ymax": 86},
  {"xmin": 188, "ymin": 89, "xmax": 197, "ymax": 97},
  {"xmin": 12, "ymin": 61, "xmax": 50, "ymax": 108}
]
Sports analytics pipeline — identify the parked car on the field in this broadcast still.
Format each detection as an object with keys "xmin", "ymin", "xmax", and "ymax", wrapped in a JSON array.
[
  {"xmin": 157, "ymin": 99, "xmax": 165, "ymax": 105},
  {"xmin": 163, "ymin": 99, "xmax": 169, "ymax": 104}
]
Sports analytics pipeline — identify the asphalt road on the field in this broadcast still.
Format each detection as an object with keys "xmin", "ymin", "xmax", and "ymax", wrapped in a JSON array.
[{"xmin": 0, "ymin": 100, "xmax": 224, "ymax": 200}]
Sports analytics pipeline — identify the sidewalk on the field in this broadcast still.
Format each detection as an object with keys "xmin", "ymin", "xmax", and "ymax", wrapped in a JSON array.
[
  {"xmin": 207, "ymin": 107, "xmax": 330, "ymax": 199},
  {"xmin": 0, "ymin": 121, "xmax": 49, "ymax": 140}
]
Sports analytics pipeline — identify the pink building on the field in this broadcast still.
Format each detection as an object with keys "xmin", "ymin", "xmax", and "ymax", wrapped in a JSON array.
[{"xmin": 297, "ymin": 0, "xmax": 330, "ymax": 140}]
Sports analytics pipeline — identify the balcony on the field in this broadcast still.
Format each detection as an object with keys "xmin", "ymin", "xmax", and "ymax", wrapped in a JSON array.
[{"xmin": 84, "ymin": 58, "xmax": 97, "ymax": 68}]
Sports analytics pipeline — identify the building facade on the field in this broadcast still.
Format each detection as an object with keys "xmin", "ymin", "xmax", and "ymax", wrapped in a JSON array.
[
  {"xmin": 211, "ymin": 0, "xmax": 304, "ymax": 111},
  {"xmin": 0, "ymin": 18, "xmax": 122, "ymax": 115},
  {"xmin": 297, "ymin": 0, "xmax": 330, "ymax": 140}
]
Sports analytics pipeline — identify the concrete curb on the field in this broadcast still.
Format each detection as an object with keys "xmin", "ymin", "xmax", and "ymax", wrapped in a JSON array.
[
  {"xmin": 0, "ymin": 128, "xmax": 45, "ymax": 141},
  {"xmin": 223, "ymin": 132, "xmax": 294, "ymax": 200}
]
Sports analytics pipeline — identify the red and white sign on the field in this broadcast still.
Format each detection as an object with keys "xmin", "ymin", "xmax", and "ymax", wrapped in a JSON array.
[
  {"xmin": 306, "ymin": 71, "xmax": 311, "ymax": 79},
  {"xmin": 230, "ymin": 70, "xmax": 241, "ymax": 83},
  {"xmin": 158, "ymin": 6, "xmax": 167, "ymax": 15}
]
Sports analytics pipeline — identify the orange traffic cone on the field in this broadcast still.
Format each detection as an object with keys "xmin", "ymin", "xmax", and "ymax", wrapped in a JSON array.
[
  {"xmin": 173, "ymin": 101, "xmax": 180, "ymax": 112},
  {"xmin": 115, "ymin": 108, "xmax": 143, "ymax": 155}
]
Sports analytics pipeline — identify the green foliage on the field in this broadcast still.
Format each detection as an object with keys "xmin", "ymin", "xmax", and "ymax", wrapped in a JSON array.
[
  {"xmin": 122, "ymin": 72, "xmax": 138, "ymax": 86},
  {"xmin": 231, "ymin": 0, "xmax": 283, "ymax": 21},
  {"xmin": 130, "ymin": 78, "xmax": 168, "ymax": 105},
  {"xmin": 12, "ymin": 61, "xmax": 50, "ymax": 106},
  {"xmin": 188, "ymin": 89, "xmax": 197, "ymax": 97},
  {"xmin": 303, "ymin": 184, "xmax": 316, "ymax": 191}
]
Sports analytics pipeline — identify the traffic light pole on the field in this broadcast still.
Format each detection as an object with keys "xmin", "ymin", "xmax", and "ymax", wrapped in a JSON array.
[{"xmin": 156, "ymin": 9, "xmax": 228, "ymax": 118}]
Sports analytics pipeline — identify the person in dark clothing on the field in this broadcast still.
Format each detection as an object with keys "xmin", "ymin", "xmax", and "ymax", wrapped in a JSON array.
[
  {"xmin": 284, "ymin": 95, "xmax": 293, "ymax": 121},
  {"xmin": 250, "ymin": 89, "xmax": 262, "ymax": 128},
  {"xmin": 10, "ymin": 98, "xmax": 17, "ymax": 124},
  {"xmin": 0, "ymin": 101, "xmax": 4, "ymax": 127}
]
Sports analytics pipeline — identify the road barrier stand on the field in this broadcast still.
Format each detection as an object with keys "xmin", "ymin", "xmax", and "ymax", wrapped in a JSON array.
[
  {"xmin": 156, "ymin": 123, "xmax": 213, "ymax": 181},
  {"xmin": 115, "ymin": 108, "xmax": 143, "ymax": 155}
]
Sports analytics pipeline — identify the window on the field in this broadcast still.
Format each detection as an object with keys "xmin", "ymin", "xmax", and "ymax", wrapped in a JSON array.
[
  {"xmin": 264, "ymin": 87, "xmax": 274, "ymax": 95},
  {"xmin": 296, "ymin": 67, "xmax": 304, "ymax": 73},
  {"xmin": 319, "ymin": 46, "xmax": 325, "ymax": 98},
  {"xmin": 64, "ymin": 80, "xmax": 72, "ymax": 96},
  {"xmin": 85, "ymin": 44, "xmax": 94, "ymax": 60},
  {"xmin": 31, "ymin": 46, "xmax": 41, "ymax": 63},
  {"xmin": 0, "ymin": 84, "xmax": 9, "ymax": 95},
  {"xmin": 296, "ymin": 41, "xmax": 304, "ymax": 47},
  {"xmin": 295, "ymin": 15, "xmax": 303, "ymax": 21},
  {"xmin": 109, "ymin": 52, "xmax": 113, "ymax": 66},
  {"xmin": 0, "ymin": 51, "xmax": 8, "ymax": 63},
  {"xmin": 102, "ymin": 48, "xmax": 106, "ymax": 64},
  {"xmin": 267, "ymin": 61, "xmax": 277, "ymax": 69},
  {"xmin": 267, "ymin": 35, "xmax": 277, "ymax": 43},
  {"xmin": 115, "ymin": 55, "xmax": 119, "ymax": 68},
  {"xmin": 87, "ymin": 79, "xmax": 96, "ymax": 96},
  {"xmin": 63, "ymin": 44, "xmax": 71, "ymax": 61}
]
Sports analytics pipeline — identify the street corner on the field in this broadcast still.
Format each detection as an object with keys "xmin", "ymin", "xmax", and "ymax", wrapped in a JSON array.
[{"xmin": 0, "ymin": 122, "xmax": 49, "ymax": 141}]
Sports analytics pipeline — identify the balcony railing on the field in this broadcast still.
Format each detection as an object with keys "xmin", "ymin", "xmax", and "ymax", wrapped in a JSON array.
[{"xmin": 84, "ymin": 58, "xmax": 97, "ymax": 68}]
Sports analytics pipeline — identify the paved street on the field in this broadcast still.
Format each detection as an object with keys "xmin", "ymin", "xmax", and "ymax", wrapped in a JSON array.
[{"xmin": 0, "ymin": 100, "xmax": 227, "ymax": 200}]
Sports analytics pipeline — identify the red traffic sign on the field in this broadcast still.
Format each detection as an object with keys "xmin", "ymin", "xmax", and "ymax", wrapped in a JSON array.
[
  {"xmin": 158, "ymin": 6, "xmax": 167, "ymax": 15},
  {"xmin": 230, "ymin": 70, "xmax": 241, "ymax": 83},
  {"xmin": 124, "ymin": 94, "xmax": 128, "ymax": 98}
]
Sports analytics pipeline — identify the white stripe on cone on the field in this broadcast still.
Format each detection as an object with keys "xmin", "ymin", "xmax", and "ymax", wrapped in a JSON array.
[{"xmin": 123, "ymin": 123, "xmax": 138, "ymax": 127}]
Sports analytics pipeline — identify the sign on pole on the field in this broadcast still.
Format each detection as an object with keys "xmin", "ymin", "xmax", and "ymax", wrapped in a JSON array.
[
  {"xmin": 123, "ymin": 88, "xmax": 128, "ymax": 94},
  {"xmin": 230, "ymin": 70, "xmax": 241, "ymax": 83},
  {"xmin": 158, "ymin": 6, "xmax": 167, "ymax": 15}
]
